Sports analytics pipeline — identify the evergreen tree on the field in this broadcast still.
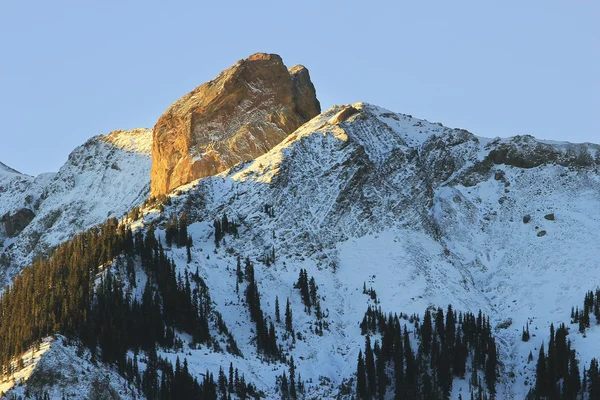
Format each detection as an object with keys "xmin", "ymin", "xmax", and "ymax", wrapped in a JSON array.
[
  {"xmin": 365, "ymin": 335, "xmax": 376, "ymax": 397},
  {"xmin": 285, "ymin": 298, "xmax": 293, "ymax": 334},
  {"xmin": 236, "ymin": 255, "xmax": 243, "ymax": 283},
  {"xmin": 356, "ymin": 350, "xmax": 367, "ymax": 399},
  {"xmin": 485, "ymin": 341, "xmax": 497, "ymax": 395},
  {"xmin": 275, "ymin": 296, "xmax": 281, "ymax": 323},
  {"xmin": 186, "ymin": 235, "xmax": 192, "ymax": 263},
  {"xmin": 536, "ymin": 343, "xmax": 549, "ymax": 397},
  {"xmin": 281, "ymin": 371, "xmax": 289, "ymax": 399}
]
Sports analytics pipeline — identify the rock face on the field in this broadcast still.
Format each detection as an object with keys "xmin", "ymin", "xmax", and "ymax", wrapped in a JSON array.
[
  {"xmin": 150, "ymin": 53, "xmax": 321, "ymax": 196},
  {"xmin": 2, "ymin": 208, "xmax": 35, "ymax": 237}
]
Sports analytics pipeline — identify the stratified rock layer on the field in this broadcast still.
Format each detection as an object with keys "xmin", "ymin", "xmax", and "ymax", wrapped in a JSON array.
[{"xmin": 151, "ymin": 53, "xmax": 320, "ymax": 196}]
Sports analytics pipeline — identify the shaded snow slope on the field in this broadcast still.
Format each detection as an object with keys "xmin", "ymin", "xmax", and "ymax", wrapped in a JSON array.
[{"xmin": 0, "ymin": 128, "xmax": 152, "ymax": 285}]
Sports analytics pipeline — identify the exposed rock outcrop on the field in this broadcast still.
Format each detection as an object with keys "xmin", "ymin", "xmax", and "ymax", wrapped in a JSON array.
[
  {"xmin": 2, "ymin": 208, "xmax": 35, "ymax": 237},
  {"xmin": 151, "ymin": 53, "xmax": 321, "ymax": 196}
]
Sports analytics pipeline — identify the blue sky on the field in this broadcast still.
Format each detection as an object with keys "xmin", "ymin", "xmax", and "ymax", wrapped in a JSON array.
[{"xmin": 0, "ymin": 1, "xmax": 597, "ymax": 175}]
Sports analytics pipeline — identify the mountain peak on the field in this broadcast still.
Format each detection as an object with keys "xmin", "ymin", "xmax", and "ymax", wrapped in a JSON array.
[
  {"xmin": 246, "ymin": 52, "xmax": 282, "ymax": 62},
  {"xmin": 150, "ymin": 53, "xmax": 321, "ymax": 196}
]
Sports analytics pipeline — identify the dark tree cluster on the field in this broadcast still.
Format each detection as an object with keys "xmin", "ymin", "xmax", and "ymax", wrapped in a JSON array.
[
  {"xmin": 294, "ymin": 269, "xmax": 323, "ymax": 321},
  {"xmin": 570, "ymin": 289, "xmax": 600, "ymax": 334},
  {"xmin": 363, "ymin": 282, "xmax": 378, "ymax": 301},
  {"xmin": 262, "ymin": 246, "xmax": 276, "ymax": 267},
  {"xmin": 0, "ymin": 217, "xmax": 245, "ymax": 400},
  {"xmin": 585, "ymin": 359, "xmax": 600, "ymax": 400},
  {"xmin": 0, "ymin": 218, "xmax": 130, "ymax": 371},
  {"xmin": 528, "ymin": 323, "xmax": 581, "ymax": 399},
  {"xmin": 164, "ymin": 212, "xmax": 190, "ymax": 248},
  {"xmin": 132, "ymin": 350, "xmax": 260, "ymax": 400},
  {"xmin": 213, "ymin": 213, "xmax": 239, "ymax": 247},
  {"xmin": 356, "ymin": 305, "xmax": 498, "ymax": 399},
  {"xmin": 277, "ymin": 356, "xmax": 306, "ymax": 399},
  {"xmin": 242, "ymin": 256, "xmax": 280, "ymax": 359}
]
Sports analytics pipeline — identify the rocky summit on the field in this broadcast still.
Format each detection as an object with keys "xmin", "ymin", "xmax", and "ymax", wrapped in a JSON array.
[{"xmin": 150, "ymin": 53, "xmax": 320, "ymax": 196}]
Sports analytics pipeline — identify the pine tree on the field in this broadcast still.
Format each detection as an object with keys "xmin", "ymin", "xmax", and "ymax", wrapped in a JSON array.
[
  {"xmin": 214, "ymin": 219, "xmax": 222, "ymax": 247},
  {"xmin": 289, "ymin": 356, "xmax": 297, "ymax": 399},
  {"xmin": 536, "ymin": 343, "xmax": 549, "ymax": 397},
  {"xmin": 275, "ymin": 296, "xmax": 281, "ymax": 323},
  {"xmin": 281, "ymin": 371, "xmax": 289, "ymax": 399},
  {"xmin": 567, "ymin": 350, "xmax": 581, "ymax": 397},
  {"xmin": 522, "ymin": 323, "xmax": 530, "ymax": 342},
  {"xmin": 186, "ymin": 235, "xmax": 192, "ymax": 263},
  {"xmin": 236, "ymin": 256, "xmax": 243, "ymax": 283},
  {"xmin": 365, "ymin": 335, "xmax": 376, "ymax": 398},
  {"xmin": 485, "ymin": 340, "xmax": 497, "ymax": 395},
  {"xmin": 356, "ymin": 350, "xmax": 367, "ymax": 399},
  {"xmin": 375, "ymin": 340, "xmax": 387, "ymax": 399},
  {"xmin": 420, "ymin": 308, "xmax": 433, "ymax": 354},
  {"xmin": 393, "ymin": 319, "xmax": 404, "ymax": 394},
  {"xmin": 285, "ymin": 298, "xmax": 293, "ymax": 334},
  {"xmin": 228, "ymin": 363, "xmax": 234, "ymax": 394}
]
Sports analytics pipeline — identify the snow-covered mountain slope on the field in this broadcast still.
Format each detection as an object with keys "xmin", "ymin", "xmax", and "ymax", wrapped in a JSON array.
[
  {"xmin": 2, "ymin": 336, "xmax": 133, "ymax": 399},
  {"xmin": 5, "ymin": 103, "xmax": 600, "ymax": 399},
  {"xmin": 142, "ymin": 103, "xmax": 600, "ymax": 398},
  {"xmin": 0, "ymin": 128, "xmax": 152, "ymax": 285}
]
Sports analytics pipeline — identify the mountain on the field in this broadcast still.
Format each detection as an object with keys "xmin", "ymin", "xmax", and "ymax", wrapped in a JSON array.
[
  {"xmin": 149, "ymin": 102, "xmax": 600, "ymax": 398},
  {"xmin": 0, "ymin": 128, "xmax": 152, "ymax": 285},
  {"xmin": 2, "ymin": 56, "xmax": 600, "ymax": 399},
  {"xmin": 151, "ymin": 53, "xmax": 320, "ymax": 197}
]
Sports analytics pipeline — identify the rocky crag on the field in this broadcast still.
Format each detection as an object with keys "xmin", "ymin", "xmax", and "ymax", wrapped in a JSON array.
[{"xmin": 150, "ymin": 53, "xmax": 320, "ymax": 196}]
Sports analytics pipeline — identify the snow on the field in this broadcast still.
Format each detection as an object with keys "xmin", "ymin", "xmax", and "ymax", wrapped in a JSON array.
[
  {"xmin": 4, "ymin": 336, "xmax": 136, "ymax": 399},
  {"xmin": 0, "ymin": 337, "xmax": 52, "ymax": 396},
  {"xmin": 103, "ymin": 128, "xmax": 153, "ymax": 155}
]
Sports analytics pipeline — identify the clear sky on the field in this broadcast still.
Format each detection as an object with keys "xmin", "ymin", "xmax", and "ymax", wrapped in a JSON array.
[{"xmin": 0, "ymin": 1, "xmax": 597, "ymax": 176}]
